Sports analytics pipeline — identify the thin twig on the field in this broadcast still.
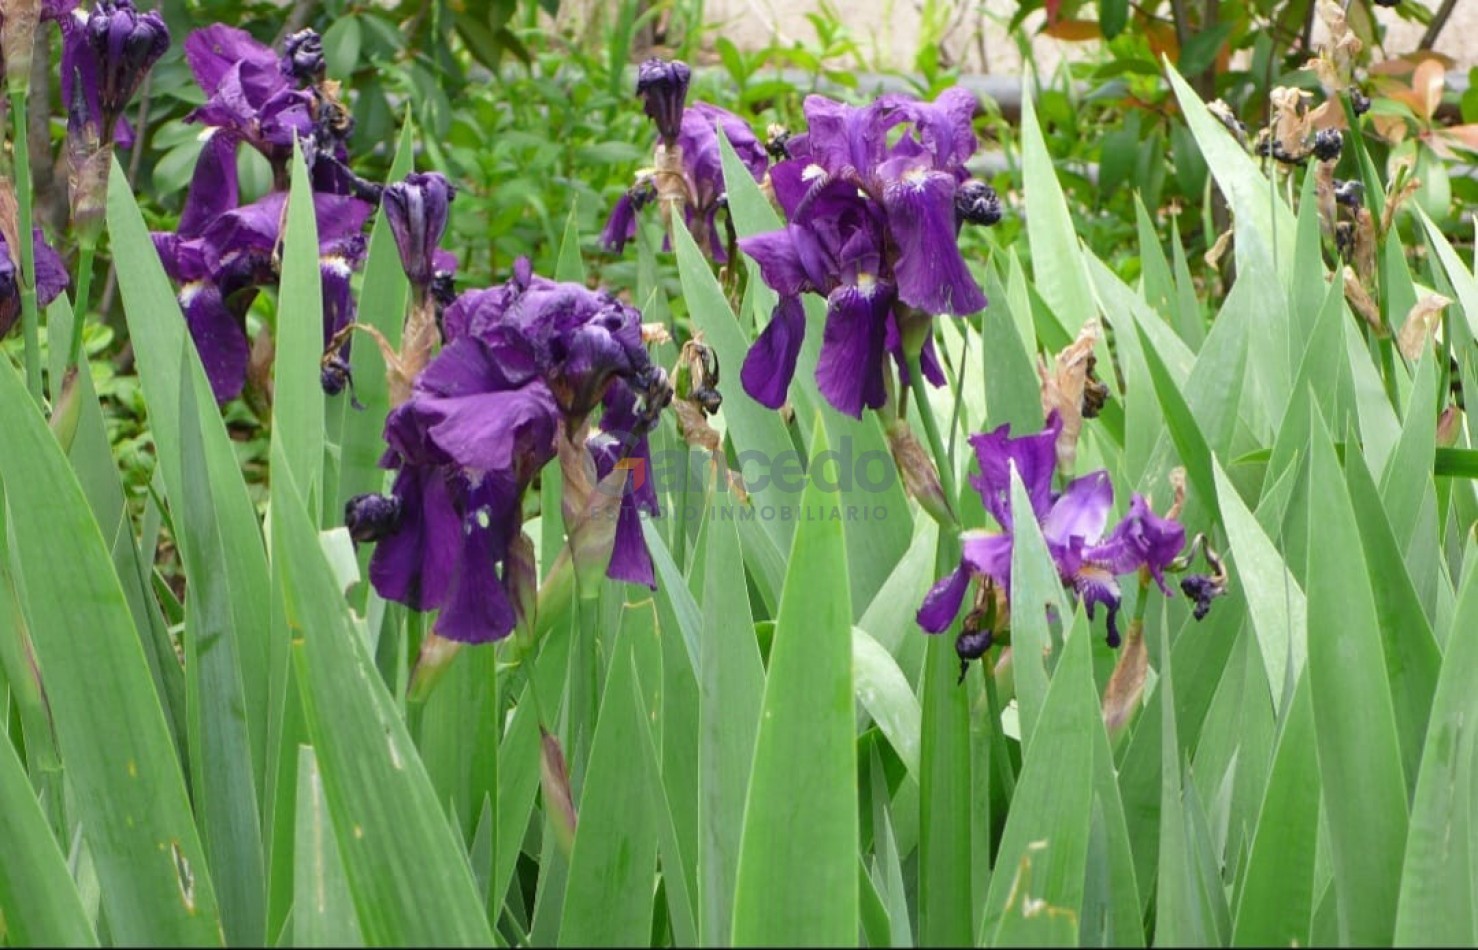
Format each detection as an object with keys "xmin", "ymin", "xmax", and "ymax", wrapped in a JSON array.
[{"xmin": 1420, "ymin": 0, "xmax": 1459, "ymax": 51}]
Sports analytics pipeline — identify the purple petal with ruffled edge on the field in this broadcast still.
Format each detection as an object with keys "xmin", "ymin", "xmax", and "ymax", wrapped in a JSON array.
[
  {"xmin": 881, "ymin": 167, "xmax": 986, "ymax": 315},
  {"xmin": 314, "ymin": 194, "xmax": 374, "ymax": 258},
  {"xmin": 410, "ymin": 340, "xmax": 560, "ymax": 474},
  {"xmin": 1082, "ymin": 494, "xmax": 1186, "ymax": 594},
  {"xmin": 738, "ymin": 227, "xmax": 812, "ymax": 297},
  {"xmin": 968, "ymin": 412, "xmax": 1062, "ymax": 528},
  {"xmin": 183, "ymin": 24, "xmax": 278, "ymax": 97},
  {"xmin": 179, "ymin": 281, "xmax": 250, "ymax": 402},
  {"xmin": 679, "ymin": 102, "xmax": 766, "ymax": 211},
  {"xmin": 1041, "ymin": 470, "xmax": 1114, "ymax": 549},
  {"xmin": 741, "ymin": 295, "xmax": 806, "ymax": 409},
  {"xmin": 766, "ymin": 159, "xmax": 823, "ymax": 219},
  {"xmin": 902, "ymin": 87, "xmax": 979, "ymax": 173},
  {"xmin": 184, "ymin": 25, "xmax": 314, "ymax": 164},
  {"xmin": 917, "ymin": 565, "xmax": 969, "ymax": 633},
  {"xmin": 961, "ymin": 530, "xmax": 1014, "ymax": 589},
  {"xmin": 794, "ymin": 93, "xmax": 911, "ymax": 181},
  {"xmin": 816, "ymin": 281, "xmax": 891, "ymax": 418}
]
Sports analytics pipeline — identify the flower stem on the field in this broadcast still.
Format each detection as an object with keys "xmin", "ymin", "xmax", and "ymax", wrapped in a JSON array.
[
  {"xmin": 9, "ymin": 87, "xmax": 43, "ymax": 405},
  {"xmin": 68, "ymin": 240, "xmax": 97, "ymax": 369},
  {"xmin": 568, "ymin": 587, "xmax": 601, "ymax": 798},
  {"xmin": 906, "ymin": 352, "xmax": 959, "ymax": 526}
]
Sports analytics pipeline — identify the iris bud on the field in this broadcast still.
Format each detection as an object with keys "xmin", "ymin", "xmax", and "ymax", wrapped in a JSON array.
[
  {"xmin": 636, "ymin": 58, "xmax": 691, "ymax": 145},
  {"xmin": 84, "ymin": 0, "xmax": 170, "ymax": 124},
  {"xmin": 383, "ymin": 172, "xmax": 455, "ymax": 290}
]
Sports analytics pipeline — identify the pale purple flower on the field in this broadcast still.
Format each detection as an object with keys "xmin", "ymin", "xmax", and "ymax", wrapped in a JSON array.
[{"xmin": 917, "ymin": 413, "xmax": 1186, "ymax": 649}]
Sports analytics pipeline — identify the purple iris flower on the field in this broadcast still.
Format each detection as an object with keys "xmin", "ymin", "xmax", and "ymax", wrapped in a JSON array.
[
  {"xmin": 383, "ymin": 172, "xmax": 454, "ymax": 291},
  {"xmin": 601, "ymin": 102, "xmax": 769, "ymax": 262},
  {"xmin": 917, "ymin": 413, "xmax": 1186, "ymax": 648},
  {"xmin": 0, "ymin": 228, "xmax": 71, "ymax": 338},
  {"xmin": 361, "ymin": 263, "xmax": 667, "ymax": 642},
  {"xmin": 367, "ymin": 333, "xmax": 561, "ymax": 644},
  {"xmin": 738, "ymin": 88, "xmax": 990, "ymax": 417},
  {"xmin": 183, "ymin": 24, "xmax": 316, "ymax": 174},
  {"xmin": 58, "ymin": 0, "xmax": 169, "ymax": 146},
  {"xmin": 152, "ymin": 133, "xmax": 372, "ymax": 401}
]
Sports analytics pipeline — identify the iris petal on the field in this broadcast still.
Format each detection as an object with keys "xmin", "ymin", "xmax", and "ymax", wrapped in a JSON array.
[
  {"xmin": 882, "ymin": 167, "xmax": 987, "ymax": 316},
  {"xmin": 741, "ymin": 295, "xmax": 807, "ymax": 409},
  {"xmin": 917, "ymin": 565, "xmax": 970, "ymax": 634},
  {"xmin": 816, "ymin": 281, "xmax": 891, "ymax": 418}
]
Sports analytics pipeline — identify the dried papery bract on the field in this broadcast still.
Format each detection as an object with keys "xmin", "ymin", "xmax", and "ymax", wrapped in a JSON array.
[
  {"xmin": 1342, "ymin": 266, "xmax": 1384, "ymax": 332},
  {"xmin": 1306, "ymin": 0, "xmax": 1362, "ymax": 91},
  {"xmin": 1, "ymin": 0, "xmax": 41, "ymax": 87},
  {"xmin": 886, "ymin": 419, "xmax": 952, "ymax": 528},
  {"xmin": 1038, "ymin": 316, "xmax": 1102, "ymax": 476},
  {"xmin": 1266, "ymin": 86, "xmax": 1315, "ymax": 162},
  {"xmin": 1101, "ymin": 617, "xmax": 1147, "ymax": 737},
  {"xmin": 1396, "ymin": 293, "xmax": 1452, "ymax": 360}
]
